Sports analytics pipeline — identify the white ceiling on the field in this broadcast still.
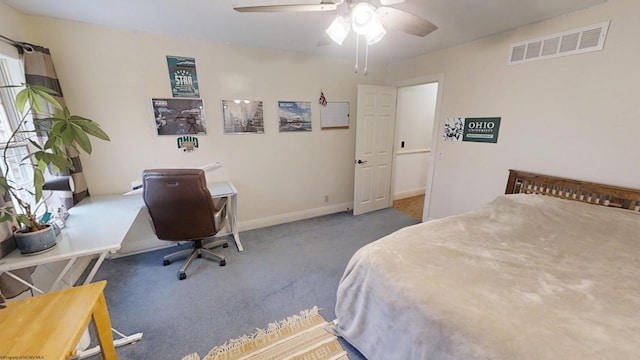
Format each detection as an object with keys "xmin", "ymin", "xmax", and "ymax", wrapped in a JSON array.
[{"xmin": 2, "ymin": 0, "xmax": 608, "ymax": 65}]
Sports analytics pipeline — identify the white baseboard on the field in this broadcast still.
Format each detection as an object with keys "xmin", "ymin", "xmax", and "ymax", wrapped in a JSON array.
[
  {"xmin": 392, "ymin": 188, "xmax": 426, "ymax": 201},
  {"xmin": 111, "ymin": 202, "xmax": 354, "ymax": 258},
  {"xmin": 238, "ymin": 202, "xmax": 353, "ymax": 232}
]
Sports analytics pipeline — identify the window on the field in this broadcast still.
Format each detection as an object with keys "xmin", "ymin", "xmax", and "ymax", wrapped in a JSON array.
[{"xmin": 0, "ymin": 55, "xmax": 36, "ymax": 211}]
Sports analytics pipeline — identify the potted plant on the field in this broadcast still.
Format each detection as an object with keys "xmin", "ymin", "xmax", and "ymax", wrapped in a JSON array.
[{"xmin": 0, "ymin": 83, "xmax": 110, "ymax": 254}]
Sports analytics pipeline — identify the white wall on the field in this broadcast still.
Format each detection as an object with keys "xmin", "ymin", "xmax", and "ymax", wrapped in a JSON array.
[
  {"xmin": 0, "ymin": 13, "xmax": 388, "ymax": 233},
  {"xmin": 392, "ymin": 83, "xmax": 437, "ymax": 200},
  {"xmin": 387, "ymin": 0, "xmax": 640, "ymax": 220}
]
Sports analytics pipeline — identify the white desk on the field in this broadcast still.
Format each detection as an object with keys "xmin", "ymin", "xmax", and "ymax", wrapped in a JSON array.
[
  {"xmin": 0, "ymin": 194, "xmax": 142, "ymax": 291},
  {"xmin": 0, "ymin": 180, "xmax": 243, "ymax": 285},
  {"xmin": 0, "ymin": 180, "xmax": 242, "ymax": 358},
  {"xmin": 207, "ymin": 181, "xmax": 243, "ymax": 251}
]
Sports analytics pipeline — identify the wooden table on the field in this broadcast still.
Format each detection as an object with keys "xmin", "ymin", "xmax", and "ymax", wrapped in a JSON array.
[{"xmin": 0, "ymin": 280, "xmax": 117, "ymax": 359}]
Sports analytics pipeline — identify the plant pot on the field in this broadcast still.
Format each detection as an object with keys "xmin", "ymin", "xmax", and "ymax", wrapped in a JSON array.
[{"xmin": 14, "ymin": 224, "xmax": 57, "ymax": 255}]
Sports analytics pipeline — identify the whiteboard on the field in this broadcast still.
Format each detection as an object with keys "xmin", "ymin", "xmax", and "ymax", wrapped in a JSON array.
[{"xmin": 320, "ymin": 102, "xmax": 350, "ymax": 129}]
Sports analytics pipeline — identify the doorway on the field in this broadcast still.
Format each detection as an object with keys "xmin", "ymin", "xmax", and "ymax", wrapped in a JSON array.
[
  {"xmin": 392, "ymin": 74, "xmax": 443, "ymax": 222},
  {"xmin": 352, "ymin": 75, "xmax": 443, "ymax": 220}
]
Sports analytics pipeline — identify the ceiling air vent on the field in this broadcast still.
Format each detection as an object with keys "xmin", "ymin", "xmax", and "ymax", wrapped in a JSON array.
[{"xmin": 508, "ymin": 21, "xmax": 610, "ymax": 65}]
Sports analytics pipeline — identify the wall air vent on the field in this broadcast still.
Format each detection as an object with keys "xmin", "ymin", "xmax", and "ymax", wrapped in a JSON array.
[{"xmin": 508, "ymin": 21, "xmax": 610, "ymax": 65}]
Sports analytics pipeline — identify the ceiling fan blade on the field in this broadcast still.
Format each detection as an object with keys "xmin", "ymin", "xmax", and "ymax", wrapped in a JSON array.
[
  {"xmin": 376, "ymin": 6, "xmax": 437, "ymax": 37},
  {"xmin": 234, "ymin": 3, "xmax": 337, "ymax": 13},
  {"xmin": 379, "ymin": 0, "xmax": 405, "ymax": 5},
  {"xmin": 317, "ymin": 33, "xmax": 333, "ymax": 46}
]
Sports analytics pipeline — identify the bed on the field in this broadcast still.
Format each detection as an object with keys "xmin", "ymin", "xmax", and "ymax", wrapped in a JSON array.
[{"xmin": 335, "ymin": 169, "xmax": 640, "ymax": 360}]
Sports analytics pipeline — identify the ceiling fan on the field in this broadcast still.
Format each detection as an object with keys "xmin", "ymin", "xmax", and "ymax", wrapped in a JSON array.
[{"xmin": 233, "ymin": 1, "xmax": 437, "ymax": 74}]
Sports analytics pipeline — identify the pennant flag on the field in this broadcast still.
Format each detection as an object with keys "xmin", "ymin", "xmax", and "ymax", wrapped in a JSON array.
[{"xmin": 318, "ymin": 91, "xmax": 327, "ymax": 106}]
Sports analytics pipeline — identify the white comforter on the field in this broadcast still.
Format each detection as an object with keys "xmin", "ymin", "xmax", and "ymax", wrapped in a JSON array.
[{"xmin": 335, "ymin": 194, "xmax": 640, "ymax": 360}]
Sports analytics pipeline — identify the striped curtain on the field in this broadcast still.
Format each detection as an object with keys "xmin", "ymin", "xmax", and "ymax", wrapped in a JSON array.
[{"xmin": 21, "ymin": 45, "xmax": 90, "ymax": 207}]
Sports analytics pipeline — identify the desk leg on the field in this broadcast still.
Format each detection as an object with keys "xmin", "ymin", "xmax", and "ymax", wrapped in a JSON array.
[
  {"xmin": 92, "ymin": 293, "xmax": 118, "ymax": 360},
  {"xmin": 51, "ymin": 257, "xmax": 77, "ymax": 291},
  {"xmin": 229, "ymin": 194, "xmax": 243, "ymax": 252},
  {"xmin": 2, "ymin": 271, "xmax": 45, "ymax": 294},
  {"xmin": 82, "ymin": 251, "xmax": 109, "ymax": 285}
]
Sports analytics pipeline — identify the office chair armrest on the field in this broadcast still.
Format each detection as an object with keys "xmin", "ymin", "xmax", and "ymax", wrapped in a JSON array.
[{"xmin": 213, "ymin": 197, "xmax": 227, "ymax": 212}]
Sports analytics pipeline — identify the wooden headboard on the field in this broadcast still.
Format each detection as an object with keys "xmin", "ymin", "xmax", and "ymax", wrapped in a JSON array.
[{"xmin": 505, "ymin": 169, "xmax": 640, "ymax": 212}]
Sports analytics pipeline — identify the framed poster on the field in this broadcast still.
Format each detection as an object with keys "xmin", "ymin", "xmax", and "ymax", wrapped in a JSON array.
[
  {"xmin": 166, "ymin": 55, "xmax": 200, "ymax": 98},
  {"xmin": 152, "ymin": 98, "xmax": 206, "ymax": 136},
  {"xmin": 320, "ymin": 102, "xmax": 350, "ymax": 129},
  {"xmin": 222, "ymin": 100, "xmax": 264, "ymax": 134},
  {"xmin": 278, "ymin": 101, "xmax": 312, "ymax": 132}
]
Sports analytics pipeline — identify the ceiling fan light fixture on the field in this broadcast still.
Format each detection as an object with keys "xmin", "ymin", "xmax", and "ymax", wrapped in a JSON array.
[
  {"xmin": 326, "ymin": 15, "xmax": 351, "ymax": 45},
  {"xmin": 351, "ymin": 2, "xmax": 376, "ymax": 35},
  {"xmin": 365, "ymin": 19, "xmax": 386, "ymax": 44}
]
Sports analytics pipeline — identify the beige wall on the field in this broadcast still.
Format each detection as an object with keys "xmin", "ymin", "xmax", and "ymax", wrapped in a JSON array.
[
  {"xmin": 3, "ymin": 0, "xmax": 639, "ymax": 229},
  {"xmin": 0, "ymin": 2, "xmax": 30, "ymax": 55},
  {"xmin": 0, "ymin": 9, "xmax": 387, "ymax": 231},
  {"xmin": 388, "ymin": 0, "xmax": 640, "ymax": 219}
]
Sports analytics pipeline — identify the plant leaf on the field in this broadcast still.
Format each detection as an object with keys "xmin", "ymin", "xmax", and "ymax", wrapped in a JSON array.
[
  {"xmin": 16, "ymin": 214, "xmax": 30, "ymax": 228},
  {"xmin": 59, "ymin": 123, "xmax": 75, "ymax": 146},
  {"xmin": 27, "ymin": 138, "xmax": 44, "ymax": 150},
  {"xmin": 30, "ymin": 85, "xmax": 63, "ymax": 111},
  {"xmin": 14, "ymin": 87, "xmax": 29, "ymax": 113},
  {"xmin": 33, "ymin": 167, "xmax": 44, "ymax": 203},
  {"xmin": 0, "ymin": 177, "xmax": 9, "ymax": 196},
  {"xmin": 71, "ymin": 124, "xmax": 92, "ymax": 153},
  {"xmin": 70, "ymin": 116, "xmax": 111, "ymax": 141}
]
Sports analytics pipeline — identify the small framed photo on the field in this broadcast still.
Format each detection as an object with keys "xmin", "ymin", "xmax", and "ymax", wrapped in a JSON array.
[
  {"xmin": 278, "ymin": 101, "xmax": 312, "ymax": 132},
  {"xmin": 222, "ymin": 99, "xmax": 264, "ymax": 134},
  {"xmin": 152, "ymin": 98, "xmax": 206, "ymax": 135}
]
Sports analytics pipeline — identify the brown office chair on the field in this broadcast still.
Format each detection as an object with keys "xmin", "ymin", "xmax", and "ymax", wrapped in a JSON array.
[{"xmin": 142, "ymin": 169, "xmax": 228, "ymax": 280}]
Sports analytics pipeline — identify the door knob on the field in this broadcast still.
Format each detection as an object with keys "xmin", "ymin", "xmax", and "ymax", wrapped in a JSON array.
[{"xmin": 356, "ymin": 159, "xmax": 367, "ymax": 164}]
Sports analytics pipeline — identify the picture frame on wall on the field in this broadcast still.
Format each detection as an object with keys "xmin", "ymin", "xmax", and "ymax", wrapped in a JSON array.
[
  {"xmin": 278, "ymin": 101, "xmax": 312, "ymax": 132},
  {"xmin": 152, "ymin": 98, "xmax": 206, "ymax": 136},
  {"xmin": 222, "ymin": 99, "xmax": 264, "ymax": 134}
]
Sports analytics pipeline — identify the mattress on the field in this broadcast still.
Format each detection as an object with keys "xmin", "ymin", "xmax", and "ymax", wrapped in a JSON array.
[{"xmin": 335, "ymin": 194, "xmax": 640, "ymax": 359}]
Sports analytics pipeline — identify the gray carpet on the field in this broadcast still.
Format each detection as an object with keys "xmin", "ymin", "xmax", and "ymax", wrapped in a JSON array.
[{"xmin": 87, "ymin": 208, "xmax": 418, "ymax": 360}]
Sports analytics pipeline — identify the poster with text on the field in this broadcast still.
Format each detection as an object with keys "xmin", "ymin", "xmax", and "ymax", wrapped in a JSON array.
[
  {"xmin": 443, "ymin": 117, "xmax": 501, "ymax": 143},
  {"xmin": 167, "ymin": 55, "xmax": 200, "ymax": 98}
]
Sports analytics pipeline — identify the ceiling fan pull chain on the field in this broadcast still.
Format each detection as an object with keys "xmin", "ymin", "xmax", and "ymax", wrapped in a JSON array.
[
  {"xmin": 354, "ymin": 35, "xmax": 359, "ymax": 74},
  {"xmin": 364, "ymin": 42, "xmax": 369, "ymax": 76}
]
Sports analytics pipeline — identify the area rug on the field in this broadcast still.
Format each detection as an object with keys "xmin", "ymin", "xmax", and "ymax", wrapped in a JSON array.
[{"xmin": 181, "ymin": 306, "xmax": 349, "ymax": 360}]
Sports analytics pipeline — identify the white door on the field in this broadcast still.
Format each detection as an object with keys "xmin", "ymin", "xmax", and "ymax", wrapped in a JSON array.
[{"xmin": 353, "ymin": 85, "xmax": 398, "ymax": 215}]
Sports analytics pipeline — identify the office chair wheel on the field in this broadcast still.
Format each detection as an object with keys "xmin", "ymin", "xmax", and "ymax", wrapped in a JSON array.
[
  {"xmin": 163, "ymin": 259, "xmax": 171, "ymax": 266},
  {"xmin": 179, "ymin": 272, "xmax": 187, "ymax": 280},
  {"xmin": 223, "ymin": 243, "xmax": 229, "ymax": 248},
  {"xmin": 219, "ymin": 259, "xmax": 226, "ymax": 266}
]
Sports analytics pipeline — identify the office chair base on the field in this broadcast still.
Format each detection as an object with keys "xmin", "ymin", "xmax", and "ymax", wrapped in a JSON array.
[{"xmin": 162, "ymin": 238, "xmax": 228, "ymax": 280}]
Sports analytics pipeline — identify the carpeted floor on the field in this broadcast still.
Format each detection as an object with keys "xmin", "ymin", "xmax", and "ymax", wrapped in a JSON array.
[
  {"xmin": 392, "ymin": 195, "xmax": 424, "ymax": 221},
  {"xmin": 86, "ymin": 208, "xmax": 418, "ymax": 360}
]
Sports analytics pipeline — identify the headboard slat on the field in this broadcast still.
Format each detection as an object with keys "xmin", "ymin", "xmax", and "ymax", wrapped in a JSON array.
[{"xmin": 505, "ymin": 169, "xmax": 640, "ymax": 213}]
